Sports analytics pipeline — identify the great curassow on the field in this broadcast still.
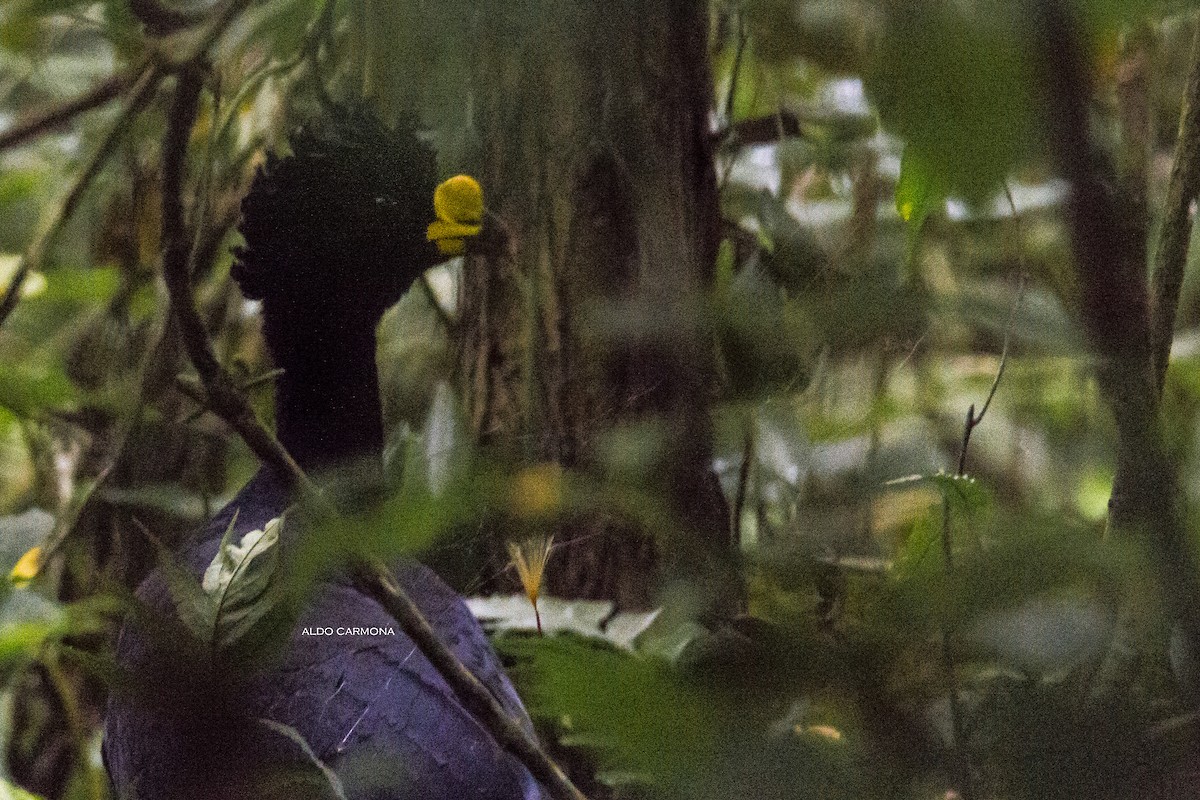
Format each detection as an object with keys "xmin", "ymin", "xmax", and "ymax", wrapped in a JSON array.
[{"xmin": 102, "ymin": 109, "xmax": 542, "ymax": 800}]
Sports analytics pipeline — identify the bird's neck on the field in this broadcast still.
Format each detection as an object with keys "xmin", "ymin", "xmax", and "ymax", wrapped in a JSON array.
[{"xmin": 263, "ymin": 309, "xmax": 384, "ymax": 475}]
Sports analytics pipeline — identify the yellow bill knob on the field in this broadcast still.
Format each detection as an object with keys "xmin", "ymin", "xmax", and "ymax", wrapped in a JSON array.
[{"xmin": 428, "ymin": 175, "xmax": 483, "ymax": 255}]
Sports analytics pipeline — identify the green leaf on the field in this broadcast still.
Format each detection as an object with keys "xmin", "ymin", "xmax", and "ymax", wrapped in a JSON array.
[
  {"xmin": 499, "ymin": 635, "xmax": 717, "ymax": 787},
  {"xmin": 0, "ymin": 776, "xmax": 46, "ymax": 799},
  {"xmin": 0, "ymin": 358, "xmax": 74, "ymax": 416},
  {"xmin": 885, "ymin": 471, "xmax": 990, "ymax": 513},
  {"xmin": 868, "ymin": 1, "xmax": 1036, "ymax": 199},
  {"xmin": 0, "ymin": 590, "xmax": 66, "ymax": 676},
  {"xmin": 895, "ymin": 146, "xmax": 945, "ymax": 251}
]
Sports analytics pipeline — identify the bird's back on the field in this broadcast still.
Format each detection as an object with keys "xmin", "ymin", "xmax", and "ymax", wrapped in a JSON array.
[{"xmin": 104, "ymin": 469, "xmax": 541, "ymax": 800}]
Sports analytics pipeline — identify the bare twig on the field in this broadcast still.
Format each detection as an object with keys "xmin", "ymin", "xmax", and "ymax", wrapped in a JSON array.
[
  {"xmin": 0, "ymin": 72, "xmax": 135, "ymax": 153},
  {"xmin": 936, "ymin": 279, "xmax": 1024, "ymax": 800},
  {"xmin": 1151, "ymin": 16, "xmax": 1200, "ymax": 393},
  {"xmin": 157, "ymin": 53, "xmax": 589, "ymax": 800},
  {"xmin": 955, "ymin": 273, "xmax": 1028, "ymax": 476},
  {"xmin": 0, "ymin": 66, "xmax": 162, "ymax": 328}
]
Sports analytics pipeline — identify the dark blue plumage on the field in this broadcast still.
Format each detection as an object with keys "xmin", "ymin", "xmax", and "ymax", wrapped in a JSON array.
[{"xmin": 103, "ymin": 110, "xmax": 541, "ymax": 800}]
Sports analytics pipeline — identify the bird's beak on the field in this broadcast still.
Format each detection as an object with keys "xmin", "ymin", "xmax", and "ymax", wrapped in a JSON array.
[{"xmin": 428, "ymin": 175, "xmax": 483, "ymax": 256}]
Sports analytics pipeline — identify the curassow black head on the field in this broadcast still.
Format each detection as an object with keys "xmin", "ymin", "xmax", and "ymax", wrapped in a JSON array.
[
  {"xmin": 229, "ymin": 107, "xmax": 490, "ymax": 471},
  {"xmin": 232, "ymin": 107, "xmax": 480, "ymax": 324}
]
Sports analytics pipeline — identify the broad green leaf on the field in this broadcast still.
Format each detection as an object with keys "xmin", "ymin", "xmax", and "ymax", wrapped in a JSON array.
[
  {"xmin": 0, "ymin": 358, "xmax": 74, "ymax": 416},
  {"xmin": 868, "ymin": 1, "xmax": 1036, "ymax": 199},
  {"xmin": 500, "ymin": 635, "xmax": 716, "ymax": 787},
  {"xmin": 0, "ymin": 590, "xmax": 65, "ymax": 675}
]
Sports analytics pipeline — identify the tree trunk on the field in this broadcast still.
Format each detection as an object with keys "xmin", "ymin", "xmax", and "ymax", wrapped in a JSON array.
[{"xmin": 459, "ymin": 1, "xmax": 734, "ymax": 612}]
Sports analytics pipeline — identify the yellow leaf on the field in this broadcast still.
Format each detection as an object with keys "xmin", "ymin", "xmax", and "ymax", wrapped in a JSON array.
[{"xmin": 10, "ymin": 546, "xmax": 41, "ymax": 586}]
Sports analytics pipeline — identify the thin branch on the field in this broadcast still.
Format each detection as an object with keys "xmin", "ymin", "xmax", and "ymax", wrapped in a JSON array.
[
  {"xmin": 713, "ymin": 111, "xmax": 802, "ymax": 148},
  {"xmin": 0, "ymin": 66, "xmax": 163, "ymax": 328},
  {"xmin": 0, "ymin": 72, "xmax": 135, "ymax": 153},
  {"xmin": 159, "ymin": 65, "xmax": 317, "ymax": 500},
  {"xmin": 1151, "ymin": 16, "xmax": 1200, "ymax": 394},
  {"xmin": 356, "ymin": 562, "xmax": 587, "ymax": 800},
  {"xmin": 732, "ymin": 415, "xmax": 754, "ymax": 545},
  {"xmin": 157, "ymin": 54, "xmax": 590, "ymax": 800},
  {"xmin": 128, "ymin": 0, "xmax": 206, "ymax": 35},
  {"xmin": 956, "ymin": 273, "xmax": 1028, "ymax": 475},
  {"xmin": 935, "ymin": 252, "xmax": 1027, "ymax": 800}
]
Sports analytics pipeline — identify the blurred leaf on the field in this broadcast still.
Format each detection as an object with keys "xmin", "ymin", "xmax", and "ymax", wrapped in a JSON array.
[
  {"xmin": 99, "ymin": 484, "xmax": 209, "ymax": 521},
  {"xmin": 0, "ymin": 358, "xmax": 74, "ymax": 416},
  {"xmin": 970, "ymin": 674, "xmax": 1158, "ymax": 800},
  {"xmin": 942, "ymin": 280, "xmax": 1085, "ymax": 355},
  {"xmin": 895, "ymin": 146, "xmax": 944, "ymax": 251},
  {"xmin": 743, "ymin": 0, "xmax": 878, "ymax": 73},
  {"xmin": 966, "ymin": 594, "xmax": 1112, "ymax": 675},
  {"xmin": 867, "ymin": 1, "xmax": 1036, "ymax": 198},
  {"xmin": 39, "ymin": 265, "xmax": 119, "ymax": 305},
  {"xmin": 806, "ymin": 268, "xmax": 926, "ymax": 353},
  {"xmin": 0, "ymin": 776, "xmax": 46, "ymax": 799},
  {"xmin": 0, "ymin": 590, "xmax": 65, "ymax": 676},
  {"xmin": 884, "ymin": 513, "xmax": 1133, "ymax": 642},
  {"xmin": 500, "ymin": 635, "xmax": 717, "ymax": 788},
  {"xmin": 723, "ymin": 185, "xmax": 830, "ymax": 292},
  {"xmin": 719, "ymin": 261, "xmax": 814, "ymax": 398},
  {"xmin": 232, "ymin": 0, "xmax": 319, "ymax": 63},
  {"xmin": 415, "ymin": 381, "xmax": 468, "ymax": 496}
]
